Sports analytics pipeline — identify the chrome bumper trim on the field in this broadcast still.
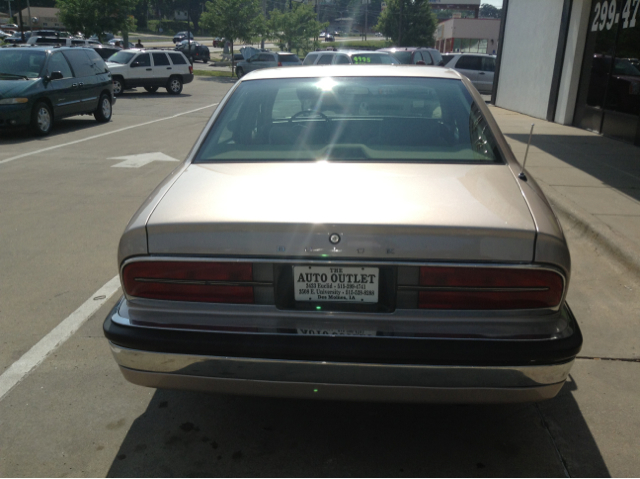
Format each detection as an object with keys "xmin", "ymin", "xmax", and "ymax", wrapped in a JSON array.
[{"xmin": 110, "ymin": 343, "xmax": 573, "ymax": 402}]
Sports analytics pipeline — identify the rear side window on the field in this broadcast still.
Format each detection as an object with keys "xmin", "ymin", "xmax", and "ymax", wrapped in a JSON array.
[
  {"xmin": 421, "ymin": 51, "xmax": 434, "ymax": 65},
  {"xmin": 152, "ymin": 52, "xmax": 170, "ymax": 66},
  {"xmin": 482, "ymin": 57, "xmax": 496, "ymax": 72},
  {"xmin": 303, "ymin": 53, "xmax": 317, "ymax": 65},
  {"xmin": 46, "ymin": 51, "xmax": 73, "ymax": 78},
  {"xmin": 316, "ymin": 54, "xmax": 333, "ymax": 65},
  {"xmin": 429, "ymin": 49, "xmax": 443, "ymax": 65},
  {"xmin": 258, "ymin": 53, "xmax": 274, "ymax": 61},
  {"xmin": 84, "ymin": 49, "xmax": 107, "ymax": 74},
  {"xmin": 168, "ymin": 53, "xmax": 187, "ymax": 65},
  {"xmin": 335, "ymin": 55, "xmax": 350, "ymax": 64},
  {"xmin": 62, "ymin": 49, "xmax": 95, "ymax": 77},
  {"xmin": 456, "ymin": 56, "xmax": 482, "ymax": 71},
  {"xmin": 442, "ymin": 54, "xmax": 456, "ymax": 66},
  {"xmin": 278, "ymin": 54, "xmax": 300, "ymax": 63}
]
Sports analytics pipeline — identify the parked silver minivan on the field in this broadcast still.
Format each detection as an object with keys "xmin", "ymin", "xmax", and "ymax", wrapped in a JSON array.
[
  {"xmin": 442, "ymin": 53, "xmax": 496, "ymax": 94},
  {"xmin": 235, "ymin": 52, "xmax": 301, "ymax": 78}
]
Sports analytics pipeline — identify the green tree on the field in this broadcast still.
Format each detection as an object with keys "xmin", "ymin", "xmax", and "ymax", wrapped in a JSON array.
[
  {"xmin": 479, "ymin": 4, "xmax": 501, "ymax": 19},
  {"xmin": 55, "ymin": 0, "xmax": 134, "ymax": 40},
  {"xmin": 375, "ymin": 0, "xmax": 436, "ymax": 47},
  {"xmin": 267, "ymin": 3, "xmax": 327, "ymax": 54},
  {"xmin": 200, "ymin": 0, "xmax": 265, "ymax": 69}
]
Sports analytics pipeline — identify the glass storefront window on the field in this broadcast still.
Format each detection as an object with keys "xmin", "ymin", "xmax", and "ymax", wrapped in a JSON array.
[
  {"xmin": 575, "ymin": 0, "xmax": 640, "ymax": 145},
  {"xmin": 452, "ymin": 38, "xmax": 489, "ymax": 53}
]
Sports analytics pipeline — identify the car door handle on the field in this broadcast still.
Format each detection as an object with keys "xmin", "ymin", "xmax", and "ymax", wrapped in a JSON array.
[
  {"xmin": 167, "ymin": 67, "xmax": 172, "ymax": 70},
  {"xmin": 479, "ymin": 72, "xmax": 486, "ymax": 75},
  {"xmin": 146, "ymin": 68, "xmax": 152, "ymax": 71}
]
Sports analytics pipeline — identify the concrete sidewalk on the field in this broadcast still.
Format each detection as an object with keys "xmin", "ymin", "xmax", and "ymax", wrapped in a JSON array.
[{"xmin": 490, "ymin": 106, "xmax": 640, "ymax": 273}]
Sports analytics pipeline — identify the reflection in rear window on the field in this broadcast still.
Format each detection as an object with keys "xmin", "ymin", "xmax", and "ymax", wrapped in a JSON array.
[
  {"xmin": 195, "ymin": 77, "xmax": 501, "ymax": 163},
  {"xmin": 107, "ymin": 51, "xmax": 135, "ymax": 64}
]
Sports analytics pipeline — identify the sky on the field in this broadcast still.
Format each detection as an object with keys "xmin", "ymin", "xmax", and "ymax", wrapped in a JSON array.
[{"xmin": 481, "ymin": 0, "xmax": 504, "ymax": 7}]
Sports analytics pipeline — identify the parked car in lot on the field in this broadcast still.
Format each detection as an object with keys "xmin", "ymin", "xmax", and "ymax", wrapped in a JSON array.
[
  {"xmin": 441, "ymin": 53, "xmax": 496, "ymax": 94},
  {"xmin": 303, "ymin": 50, "xmax": 400, "ymax": 65},
  {"xmin": 26, "ymin": 36, "xmax": 101, "ymax": 47},
  {"xmin": 4, "ymin": 31, "xmax": 32, "ymax": 44},
  {"xmin": 173, "ymin": 31, "xmax": 194, "ymax": 44},
  {"xmin": 175, "ymin": 40, "xmax": 210, "ymax": 63},
  {"xmin": 0, "ymin": 46, "xmax": 114, "ymax": 135},
  {"xmin": 108, "ymin": 38, "xmax": 134, "ymax": 49},
  {"xmin": 235, "ymin": 51, "xmax": 301, "ymax": 78},
  {"xmin": 106, "ymin": 48, "xmax": 193, "ymax": 95},
  {"xmin": 104, "ymin": 66, "xmax": 582, "ymax": 404},
  {"xmin": 378, "ymin": 47, "xmax": 444, "ymax": 66}
]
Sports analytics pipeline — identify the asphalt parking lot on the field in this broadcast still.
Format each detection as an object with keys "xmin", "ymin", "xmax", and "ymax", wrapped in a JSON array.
[{"xmin": 0, "ymin": 76, "xmax": 639, "ymax": 477}]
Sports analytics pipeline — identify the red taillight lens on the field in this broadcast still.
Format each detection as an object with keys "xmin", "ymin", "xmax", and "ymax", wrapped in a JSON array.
[
  {"xmin": 417, "ymin": 267, "xmax": 563, "ymax": 310},
  {"xmin": 277, "ymin": 61, "xmax": 282, "ymax": 66},
  {"xmin": 122, "ymin": 261, "xmax": 254, "ymax": 304},
  {"xmin": 189, "ymin": 65, "xmax": 193, "ymax": 74}
]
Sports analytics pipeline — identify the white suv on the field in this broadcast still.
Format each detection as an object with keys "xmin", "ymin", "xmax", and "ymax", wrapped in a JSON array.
[{"xmin": 106, "ymin": 49, "xmax": 194, "ymax": 95}]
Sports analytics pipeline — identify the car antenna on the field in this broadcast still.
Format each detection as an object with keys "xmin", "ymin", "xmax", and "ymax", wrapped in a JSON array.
[{"xmin": 519, "ymin": 123, "xmax": 535, "ymax": 181}]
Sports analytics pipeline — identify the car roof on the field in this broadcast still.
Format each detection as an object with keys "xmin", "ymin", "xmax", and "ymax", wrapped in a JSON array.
[
  {"xmin": 239, "ymin": 65, "xmax": 463, "ymax": 81},
  {"xmin": 446, "ymin": 53, "xmax": 496, "ymax": 57},
  {"xmin": 378, "ymin": 47, "xmax": 436, "ymax": 52}
]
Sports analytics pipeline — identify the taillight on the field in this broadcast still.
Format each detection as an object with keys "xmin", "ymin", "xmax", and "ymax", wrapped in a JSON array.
[
  {"xmin": 277, "ymin": 61, "xmax": 282, "ymax": 66},
  {"xmin": 122, "ymin": 261, "xmax": 254, "ymax": 304},
  {"xmin": 189, "ymin": 65, "xmax": 193, "ymax": 74},
  {"xmin": 417, "ymin": 267, "xmax": 564, "ymax": 310}
]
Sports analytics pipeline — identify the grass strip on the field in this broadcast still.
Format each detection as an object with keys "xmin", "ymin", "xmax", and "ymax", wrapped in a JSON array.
[{"xmin": 193, "ymin": 69, "xmax": 235, "ymax": 77}]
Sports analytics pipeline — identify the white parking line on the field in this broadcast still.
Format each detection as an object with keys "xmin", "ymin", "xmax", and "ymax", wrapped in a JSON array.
[
  {"xmin": 0, "ymin": 103, "xmax": 219, "ymax": 166},
  {"xmin": 0, "ymin": 276, "xmax": 121, "ymax": 402}
]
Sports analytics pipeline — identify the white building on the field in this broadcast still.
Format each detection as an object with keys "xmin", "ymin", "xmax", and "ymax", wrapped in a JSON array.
[
  {"xmin": 493, "ymin": 0, "xmax": 640, "ymax": 146},
  {"xmin": 435, "ymin": 18, "xmax": 501, "ymax": 54}
]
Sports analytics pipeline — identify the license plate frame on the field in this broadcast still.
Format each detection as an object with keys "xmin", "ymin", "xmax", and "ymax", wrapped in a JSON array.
[
  {"xmin": 293, "ymin": 266, "xmax": 379, "ymax": 303},
  {"xmin": 273, "ymin": 264, "xmax": 397, "ymax": 313}
]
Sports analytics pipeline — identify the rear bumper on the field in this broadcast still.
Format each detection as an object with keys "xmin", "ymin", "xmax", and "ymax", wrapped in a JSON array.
[
  {"xmin": 183, "ymin": 73, "xmax": 194, "ymax": 84},
  {"xmin": 104, "ymin": 300, "xmax": 581, "ymax": 403}
]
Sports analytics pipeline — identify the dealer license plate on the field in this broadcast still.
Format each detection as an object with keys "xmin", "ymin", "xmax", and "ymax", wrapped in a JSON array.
[{"xmin": 293, "ymin": 266, "xmax": 379, "ymax": 303}]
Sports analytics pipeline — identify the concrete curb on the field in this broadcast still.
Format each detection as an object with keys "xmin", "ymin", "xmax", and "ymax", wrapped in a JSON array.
[{"xmin": 538, "ymin": 178, "xmax": 640, "ymax": 276}]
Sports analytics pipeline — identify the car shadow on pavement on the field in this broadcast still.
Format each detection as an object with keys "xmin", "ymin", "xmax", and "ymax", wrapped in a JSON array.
[
  {"xmin": 505, "ymin": 133, "xmax": 640, "ymax": 203},
  {"xmin": 0, "ymin": 117, "xmax": 111, "ymax": 143},
  {"xmin": 106, "ymin": 376, "xmax": 610, "ymax": 477},
  {"xmin": 196, "ymin": 76, "xmax": 237, "ymax": 84},
  {"xmin": 118, "ymin": 90, "xmax": 193, "ymax": 98}
]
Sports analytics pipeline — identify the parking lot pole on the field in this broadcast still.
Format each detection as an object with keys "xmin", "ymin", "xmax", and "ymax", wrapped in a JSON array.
[
  {"xmin": 6, "ymin": 0, "xmax": 13, "ymax": 23},
  {"xmin": 15, "ymin": 0, "xmax": 24, "ymax": 42},
  {"xmin": 26, "ymin": 0, "xmax": 32, "ymax": 34}
]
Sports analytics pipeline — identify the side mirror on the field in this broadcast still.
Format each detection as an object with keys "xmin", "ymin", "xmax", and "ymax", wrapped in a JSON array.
[
  {"xmin": 49, "ymin": 71, "xmax": 64, "ymax": 80},
  {"xmin": 131, "ymin": 61, "xmax": 140, "ymax": 67}
]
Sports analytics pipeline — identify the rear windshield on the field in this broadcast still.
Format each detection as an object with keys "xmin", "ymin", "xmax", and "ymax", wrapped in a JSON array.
[
  {"xmin": 349, "ymin": 53, "xmax": 399, "ymax": 64},
  {"xmin": 442, "ymin": 54, "xmax": 456, "ymax": 66},
  {"xmin": 0, "ymin": 49, "xmax": 46, "ymax": 78},
  {"xmin": 278, "ymin": 54, "xmax": 300, "ymax": 63},
  {"xmin": 195, "ymin": 77, "xmax": 501, "ymax": 163},
  {"xmin": 107, "ymin": 51, "xmax": 135, "ymax": 64}
]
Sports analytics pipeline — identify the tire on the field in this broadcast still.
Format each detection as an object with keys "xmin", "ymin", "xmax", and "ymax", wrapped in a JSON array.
[
  {"xmin": 236, "ymin": 67, "xmax": 244, "ymax": 79},
  {"xmin": 202, "ymin": 57, "xmax": 210, "ymax": 63},
  {"xmin": 166, "ymin": 76, "xmax": 183, "ymax": 95},
  {"xmin": 94, "ymin": 93, "xmax": 112, "ymax": 123},
  {"xmin": 144, "ymin": 86, "xmax": 159, "ymax": 93},
  {"xmin": 112, "ymin": 76, "xmax": 124, "ymax": 96},
  {"xmin": 31, "ymin": 101, "xmax": 53, "ymax": 136}
]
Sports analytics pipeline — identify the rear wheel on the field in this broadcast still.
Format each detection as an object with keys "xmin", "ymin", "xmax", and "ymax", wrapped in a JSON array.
[
  {"xmin": 94, "ymin": 93, "xmax": 112, "ymax": 123},
  {"xmin": 166, "ymin": 76, "xmax": 183, "ymax": 95},
  {"xmin": 112, "ymin": 76, "xmax": 124, "ymax": 96},
  {"xmin": 236, "ymin": 67, "xmax": 244, "ymax": 79},
  {"xmin": 144, "ymin": 86, "xmax": 159, "ymax": 93},
  {"xmin": 31, "ymin": 101, "xmax": 53, "ymax": 136}
]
